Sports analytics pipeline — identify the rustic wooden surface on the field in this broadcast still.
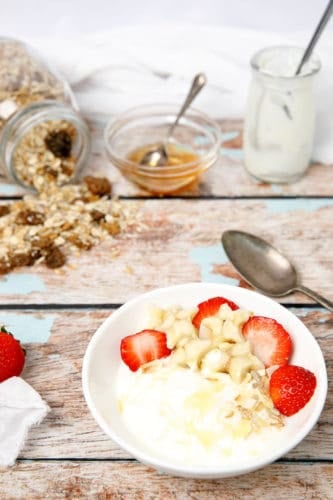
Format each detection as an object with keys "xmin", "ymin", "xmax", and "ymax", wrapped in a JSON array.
[{"xmin": 1, "ymin": 116, "xmax": 333, "ymax": 499}]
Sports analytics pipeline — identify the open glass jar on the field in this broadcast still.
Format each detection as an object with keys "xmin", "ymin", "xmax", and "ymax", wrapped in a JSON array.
[
  {"xmin": 244, "ymin": 46, "xmax": 321, "ymax": 183},
  {"xmin": 0, "ymin": 37, "xmax": 91, "ymax": 190}
]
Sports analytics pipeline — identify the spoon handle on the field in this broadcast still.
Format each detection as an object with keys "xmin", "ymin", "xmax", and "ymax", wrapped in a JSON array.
[
  {"xmin": 167, "ymin": 73, "xmax": 207, "ymax": 140},
  {"xmin": 295, "ymin": 0, "xmax": 333, "ymax": 75},
  {"xmin": 295, "ymin": 285, "xmax": 333, "ymax": 312}
]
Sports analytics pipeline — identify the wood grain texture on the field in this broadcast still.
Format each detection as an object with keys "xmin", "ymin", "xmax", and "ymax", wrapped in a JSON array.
[
  {"xmin": 1, "ymin": 461, "xmax": 332, "ymax": 499},
  {"xmin": 0, "ymin": 308, "xmax": 327, "ymax": 461},
  {"xmin": 0, "ymin": 199, "xmax": 332, "ymax": 305}
]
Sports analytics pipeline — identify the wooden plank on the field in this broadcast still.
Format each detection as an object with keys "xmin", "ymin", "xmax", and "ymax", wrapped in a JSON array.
[
  {"xmin": 0, "ymin": 308, "xmax": 329, "ymax": 461},
  {"xmin": 0, "ymin": 118, "xmax": 333, "ymax": 198},
  {"xmin": 1, "ymin": 461, "xmax": 332, "ymax": 499},
  {"xmin": 0, "ymin": 199, "xmax": 332, "ymax": 305}
]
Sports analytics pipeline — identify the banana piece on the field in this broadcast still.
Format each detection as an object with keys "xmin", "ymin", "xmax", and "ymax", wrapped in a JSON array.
[
  {"xmin": 230, "ymin": 340, "xmax": 251, "ymax": 357},
  {"xmin": 221, "ymin": 320, "xmax": 244, "ymax": 343},
  {"xmin": 199, "ymin": 316, "xmax": 223, "ymax": 341},
  {"xmin": 184, "ymin": 339, "xmax": 212, "ymax": 369},
  {"xmin": 201, "ymin": 347, "xmax": 229, "ymax": 375},
  {"xmin": 167, "ymin": 319, "xmax": 197, "ymax": 348}
]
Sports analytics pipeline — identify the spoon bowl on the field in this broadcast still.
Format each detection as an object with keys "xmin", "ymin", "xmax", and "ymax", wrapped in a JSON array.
[
  {"xmin": 222, "ymin": 230, "xmax": 333, "ymax": 311},
  {"xmin": 140, "ymin": 73, "xmax": 207, "ymax": 167}
]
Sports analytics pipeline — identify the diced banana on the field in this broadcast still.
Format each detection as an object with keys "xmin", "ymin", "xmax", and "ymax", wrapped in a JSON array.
[
  {"xmin": 201, "ymin": 348, "xmax": 229, "ymax": 374},
  {"xmin": 219, "ymin": 341, "xmax": 234, "ymax": 353},
  {"xmin": 167, "ymin": 319, "xmax": 196, "ymax": 348},
  {"xmin": 159, "ymin": 310, "xmax": 176, "ymax": 330},
  {"xmin": 230, "ymin": 340, "xmax": 251, "ymax": 357},
  {"xmin": 217, "ymin": 303, "xmax": 233, "ymax": 320},
  {"xmin": 221, "ymin": 320, "xmax": 244, "ymax": 343},
  {"xmin": 199, "ymin": 316, "xmax": 223, "ymax": 340},
  {"xmin": 146, "ymin": 304, "xmax": 163, "ymax": 328},
  {"xmin": 184, "ymin": 339, "xmax": 212, "ymax": 369},
  {"xmin": 231, "ymin": 309, "xmax": 251, "ymax": 327},
  {"xmin": 198, "ymin": 323, "xmax": 212, "ymax": 340},
  {"xmin": 175, "ymin": 307, "xmax": 196, "ymax": 321},
  {"xmin": 228, "ymin": 355, "xmax": 256, "ymax": 383},
  {"xmin": 171, "ymin": 346, "xmax": 187, "ymax": 366}
]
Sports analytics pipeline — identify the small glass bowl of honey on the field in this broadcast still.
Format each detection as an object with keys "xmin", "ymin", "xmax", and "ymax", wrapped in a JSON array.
[{"xmin": 104, "ymin": 104, "xmax": 221, "ymax": 194}]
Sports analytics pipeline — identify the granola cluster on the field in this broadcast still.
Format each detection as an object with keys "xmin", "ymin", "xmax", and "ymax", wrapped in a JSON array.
[{"xmin": 0, "ymin": 176, "xmax": 138, "ymax": 274}]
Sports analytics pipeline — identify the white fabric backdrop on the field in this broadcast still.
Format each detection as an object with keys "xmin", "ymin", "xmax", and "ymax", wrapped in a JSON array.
[{"xmin": 2, "ymin": 0, "xmax": 332, "ymax": 37}]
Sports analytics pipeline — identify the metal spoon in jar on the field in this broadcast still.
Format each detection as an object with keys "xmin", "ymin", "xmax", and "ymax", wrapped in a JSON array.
[
  {"xmin": 295, "ymin": 0, "xmax": 333, "ymax": 75},
  {"xmin": 222, "ymin": 229, "xmax": 333, "ymax": 312},
  {"xmin": 140, "ymin": 73, "xmax": 207, "ymax": 167}
]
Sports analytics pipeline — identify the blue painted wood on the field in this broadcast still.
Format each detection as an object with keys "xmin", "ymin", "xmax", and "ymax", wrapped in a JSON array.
[
  {"xmin": 0, "ymin": 313, "xmax": 55, "ymax": 342},
  {"xmin": 0, "ymin": 274, "xmax": 45, "ymax": 294}
]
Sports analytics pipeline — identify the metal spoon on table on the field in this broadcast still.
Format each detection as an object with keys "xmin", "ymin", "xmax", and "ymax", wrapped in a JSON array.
[
  {"xmin": 221, "ymin": 230, "xmax": 333, "ymax": 312},
  {"xmin": 140, "ymin": 73, "xmax": 207, "ymax": 167}
]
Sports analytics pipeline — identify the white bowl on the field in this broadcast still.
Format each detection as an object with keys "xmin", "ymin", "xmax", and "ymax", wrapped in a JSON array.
[{"xmin": 82, "ymin": 283, "xmax": 327, "ymax": 479}]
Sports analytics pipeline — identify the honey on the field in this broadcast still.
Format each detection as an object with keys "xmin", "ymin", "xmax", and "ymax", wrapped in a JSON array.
[{"xmin": 127, "ymin": 143, "xmax": 200, "ymax": 167}]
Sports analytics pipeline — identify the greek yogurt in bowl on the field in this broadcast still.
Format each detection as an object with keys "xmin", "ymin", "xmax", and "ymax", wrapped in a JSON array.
[{"xmin": 82, "ymin": 283, "xmax": 327, "ymax": 478}]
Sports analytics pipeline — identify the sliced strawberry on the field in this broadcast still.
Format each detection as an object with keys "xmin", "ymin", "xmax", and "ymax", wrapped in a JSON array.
[
  {"xmin": 269, "ymin": 365, "xmax": 317, "ymax": 416},
  {"xmin": 192, "ymin": 296, "xmax": 239, "ymax": 329},
  {"xmin": 242, "ymin": 316, "xmax": 292, "ymax": 367},
  {"xmin": 120, "ymin": 329, "xmax": 172, "ymax": 372}
]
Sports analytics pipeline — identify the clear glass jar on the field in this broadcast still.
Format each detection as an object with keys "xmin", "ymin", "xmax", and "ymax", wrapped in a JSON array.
[
  {"xmin": 0, "ymin": 37, "xmax": 91, "ymax": 190},
  {"xmin": 244, "ymin": 46, "xmax": 321, "ymax": 183}
]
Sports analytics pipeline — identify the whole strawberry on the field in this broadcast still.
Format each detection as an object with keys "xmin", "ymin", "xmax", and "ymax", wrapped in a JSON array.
[{"xmin": 0, "ymin": 326, "xmax": 25, "ymax": 382}]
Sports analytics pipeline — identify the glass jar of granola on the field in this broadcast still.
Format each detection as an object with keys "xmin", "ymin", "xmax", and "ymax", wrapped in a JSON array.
[{"xmin": 0, "ymin": 37, "xmax": 91, "ymax": 190}]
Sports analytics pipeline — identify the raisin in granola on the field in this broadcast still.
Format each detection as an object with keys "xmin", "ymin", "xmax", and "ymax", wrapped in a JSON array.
[
  {"xmin": 44, "ymin": 246, "xmax": 66, "ymax": 268},
  {"xmin": 44, "ymin": 130, "xmax": 72, "ymax": 158},
  {"xmin": 84, "ymin": 176, "xmax": 112, "ymax": 196}
]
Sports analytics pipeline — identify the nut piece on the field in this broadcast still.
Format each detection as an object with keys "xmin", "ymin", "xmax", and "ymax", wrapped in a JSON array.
[
  {"xmin": 101, "ymin": 220, "xmax": 120, "ymax": 236},
  {"xmin": 44, "ymin": 246, "xmax": 66, "ymax": 268},
  {"xmin": 16, "ymin": 209, "xmax": 45, "ymax": 225},
  {"xmin": 84, "ymin": 176, "xmax": 112, "ymax": 196}
]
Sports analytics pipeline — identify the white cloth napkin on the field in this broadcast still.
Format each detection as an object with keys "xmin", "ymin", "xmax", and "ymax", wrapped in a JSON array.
[
  {"xmin": 24, "ymin": 26, "xmax": 333, "ymax": 163},
  {"xmin": 0, "ymin": 376, "xmax": 49, "ymax": 467}
]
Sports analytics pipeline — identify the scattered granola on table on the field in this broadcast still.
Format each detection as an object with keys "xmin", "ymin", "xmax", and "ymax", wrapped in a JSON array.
[{"xmin": 0, "ymin": 175, "xmax": 140, "ymax": 274}]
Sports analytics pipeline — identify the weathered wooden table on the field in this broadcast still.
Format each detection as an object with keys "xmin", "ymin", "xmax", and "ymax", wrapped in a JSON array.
[{"xmin": 1, "ymin": 117, "xmax": 332, "ymax": 499}]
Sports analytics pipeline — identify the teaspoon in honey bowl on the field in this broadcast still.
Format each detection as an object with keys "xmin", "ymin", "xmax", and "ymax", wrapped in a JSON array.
[
  {"xmin": 222, "ymin": 230, "xmax": 333, "ymax": 312},
  {"xmin": 139, "ymin": 73, "xmax": 207, "ymax": 167}
]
